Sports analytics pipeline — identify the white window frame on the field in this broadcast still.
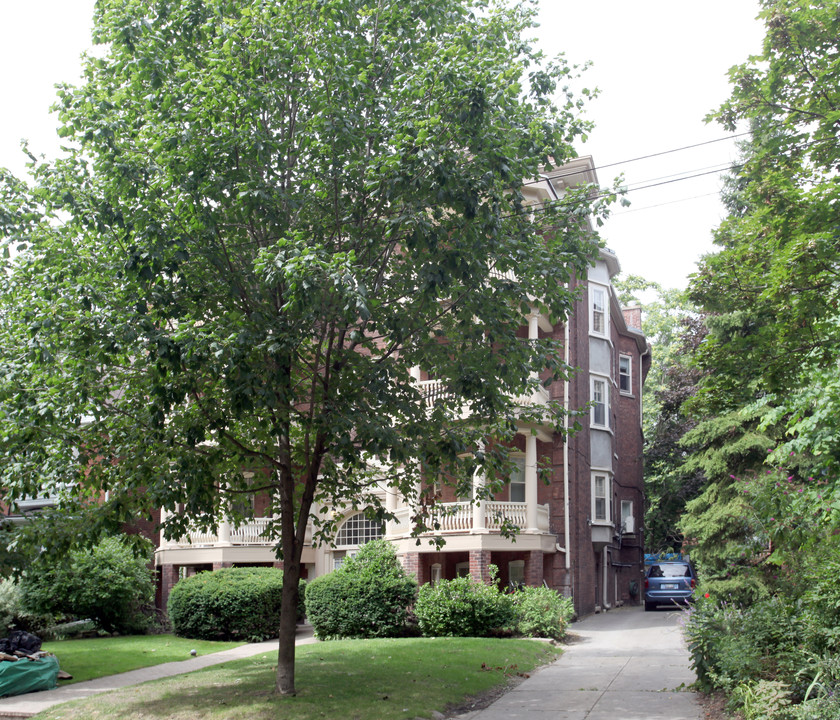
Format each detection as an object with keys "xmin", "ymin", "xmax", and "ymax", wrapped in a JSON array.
[
  {"xmin": 430, "ymin": 563, "xmax": 442, "ymax": 585},
  {"xmin": 592, "ymin": 473, "xmax": 611, "ymax": 523},
  {"xmin": 590, "ymin": 284, "xmax": 608, "ymax": 337},
  {"xmin": 590, "ymin": 376, "xmax": 609, "ymax": 428},
  {"xmin": 509, "ymin": 456, "xmax": 526, "ymax": 502},
  {"xmin": 335, "ymin": 513, "xmax": 384, "ymax": 548},
  {"xmin": 620, "ymin": 500, "xmax": 634, "ymax": 533},
  {"xmin": 619, "ymin": 354, "xmax": 632, "ymax": 394}
]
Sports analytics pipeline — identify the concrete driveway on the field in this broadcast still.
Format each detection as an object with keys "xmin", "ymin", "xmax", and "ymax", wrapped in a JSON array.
[{"xmin": 469, "ymin": 605, "xmax": 701, "ymax": 720}]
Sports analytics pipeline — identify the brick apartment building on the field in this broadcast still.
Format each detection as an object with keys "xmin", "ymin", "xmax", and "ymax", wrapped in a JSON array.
[{"xmin": 154, "ymin": 156, "xmax": 651, "ymax": 618}]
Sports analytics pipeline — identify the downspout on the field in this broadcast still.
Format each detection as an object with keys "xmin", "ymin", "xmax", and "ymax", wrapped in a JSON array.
[
  {"xmin": 564, "ymin": 316, "xmax": 571, "ymax": 579},
  {"xmin": 602, "ymin": 546, "xmax": 611, "ymax": 610}
]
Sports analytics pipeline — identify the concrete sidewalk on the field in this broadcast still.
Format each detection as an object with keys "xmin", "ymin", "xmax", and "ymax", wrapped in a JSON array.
[
  {"xmin": 0, "ymin": 624, "xmax": 316, "ymax": 719},
  {"xmin": 463, "ymin": 606, "xmax": 701, "ymax": 720}
]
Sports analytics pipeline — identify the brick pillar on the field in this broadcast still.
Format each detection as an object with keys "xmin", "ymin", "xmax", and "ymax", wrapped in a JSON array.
[
  {"xmin": 401, "ymin": 552, "xmax": 420, "ymax": 581},
  {"xmin": 160, "ymin": 564, "xmax": 179, "ymax": 612},
  {"xmin": 273, "ymin": 561, "xmax": 284, "ymax": 570},
  {"xmin": 469, "ymin": 550, "xmax": 491, "ymax": 583},
  {"xmin": 526, "ymin": 551, "xmax": 544, "ymax": 587},
  {"xmin": 212, "ymin": 561, "xmax": 233, "ymax": 571}
]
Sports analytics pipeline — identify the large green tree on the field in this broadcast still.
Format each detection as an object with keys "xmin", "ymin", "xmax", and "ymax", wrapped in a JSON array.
[
  {"xmin": 0, "ymin": 0, "xmax": 611, "ymax": 694},
  {"xmin": 678, "ymin": 0, "xmax": 840, "ymax": 600}
]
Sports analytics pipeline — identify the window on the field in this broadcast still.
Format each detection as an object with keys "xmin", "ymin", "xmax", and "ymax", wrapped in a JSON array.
[
  {"xmin": 591, "ymin": 285, "xmax": 607, "ymax": 336},
  {"xmin": 509, "ymin": 457, "xmax": 526, "ymax": 502},
  {"xmin": 619, "ymin": 355, "xmax": 632, "ymax": 394},
  {"xmin": 455, "ymin": 562, "xmax": 470, "ymax": 577},
  {"xmin": 592, "ymin": 474, "xmax": 610, "ymax": 522},
  {"xmin": 335, "ymin": 513, "xmax": 383, "ymax": 547},
  {"xmin": 509, "ymin": 560, "xmax": 525, "ymax": 587},
  {"xmin": 591, "ymin": 377, "xmax": 608, "ymax": 427},
  {"xmin": 621, "ymin": 500, "xmax": 634, "ymax": 533}
]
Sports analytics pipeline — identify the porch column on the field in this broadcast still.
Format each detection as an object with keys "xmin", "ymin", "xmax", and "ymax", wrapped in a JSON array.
[
  {"xmin": 472, "ymin": 444, "xmax": 486, "ymax": 532},
  {"xmin": 527, "ymin": 312, "xmax": 540, "ymax": 380},
  {"xmin": 385, "ymin": 482, "xmax": 398, "ymax": 538},
  {"xmin": 159, "ymin": 507, "xmax": 171, "ymax": 548},
  {"xmin": 217, "ymin": 516, "xmax": 232, "ymax": 546},
  {"xmin": 525, "ymin": 433, "xmax": 538, "ymax": 531}
]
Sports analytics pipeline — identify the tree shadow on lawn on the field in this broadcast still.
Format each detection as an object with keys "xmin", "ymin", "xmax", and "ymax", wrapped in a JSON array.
[{"xmin": 45, "ymin": 639, "xmax": 551, "ymax": 720}]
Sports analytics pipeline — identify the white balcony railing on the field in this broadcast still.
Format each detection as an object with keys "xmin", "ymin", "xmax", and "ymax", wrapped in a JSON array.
[
  {"xmin": 389, "ymin": 501, "xmax": 549, "ymax": 536},
  {"xmin": 168, "ymin": 517, "xmax": 308, "ymax": 549}
]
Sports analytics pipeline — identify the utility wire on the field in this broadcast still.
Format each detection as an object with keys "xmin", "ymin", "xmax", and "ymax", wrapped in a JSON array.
[{"xmin": 520, "ymin": 129, "xmax": 754, "ymax": 189}]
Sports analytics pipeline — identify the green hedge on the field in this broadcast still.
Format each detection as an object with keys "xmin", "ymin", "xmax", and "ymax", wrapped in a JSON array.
[
  {"xmin": 414, "ymin": 571, "xmax": 515, "ymax": 637},
  {"xmin": 19, "ymin": 536, "xmax": 155, "ymax": 635},
  {"xmin": 512, "ymin": 586, "xmax": 574, "ymax": 640},
  {"xmin": 305, "ymin": 540, "xmax": 416, "ymax": 639},
  {"xmin": 168, "ymin": 567, "xmax": 304, "ymax": 641}
]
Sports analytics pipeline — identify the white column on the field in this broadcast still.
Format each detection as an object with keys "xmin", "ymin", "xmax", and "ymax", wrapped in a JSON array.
[
  {"xmin": 159, "ymin": 507, "xmax": 171, "ymax": 548},
  {"xmin": 410, "ymin": 366, "xmax": 422, "ymax": 382},
  {"xmin": 527, "ymin": 312, "xmax": 540, "ymax": 341},
  {"xmin": 525, "ymin": 433, "xmax": 538, "ymax": 531},
  {"xmin": 472, "ymin": 444, "xmax": 486, "ymax": 532},
  {"xmin": 384, "ymin": 482, "xmax": 398, "ymax": 538},
  {"xmin": 218, "ymin": 516, "xmax": 232, "ymax": 546}
]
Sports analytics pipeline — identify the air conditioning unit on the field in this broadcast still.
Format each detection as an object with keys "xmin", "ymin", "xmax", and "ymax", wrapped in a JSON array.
[{"xmin": 622, "ymin": 515, "xmax": 635, "ymax": 534}]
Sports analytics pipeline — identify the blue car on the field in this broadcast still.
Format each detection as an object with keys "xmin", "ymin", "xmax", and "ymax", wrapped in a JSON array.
[{"xmin": 644, "ymin": 561, "xmax": 696, "ymax": 611}]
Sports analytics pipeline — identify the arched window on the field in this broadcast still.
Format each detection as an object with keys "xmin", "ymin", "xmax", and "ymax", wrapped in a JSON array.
[{"xmin": 335, "ymin": 513, "xmax": 383, "ymax": 548}]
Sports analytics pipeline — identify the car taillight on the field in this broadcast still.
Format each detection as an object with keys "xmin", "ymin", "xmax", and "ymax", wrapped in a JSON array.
[
  {"xmin": 690, "ymin": 578, "xmax": 696, "ymax": 589},
  {"xmin": 644, "ymin": 579, "xmax": 649, "ymax": 589}
]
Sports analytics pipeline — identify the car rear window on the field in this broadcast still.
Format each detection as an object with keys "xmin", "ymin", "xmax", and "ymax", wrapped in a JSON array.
[{"xmin": 648, "ymin": 564, "xmax": 692, "ymax": 578}]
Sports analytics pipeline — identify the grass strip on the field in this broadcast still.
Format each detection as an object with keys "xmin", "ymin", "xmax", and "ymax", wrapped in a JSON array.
[
  {"xmin": 41, "ymin": 635, "xmax": 246, "ymax": 684},
  {"xmin": 35, "ymin": 637, "xmax": 558, "ymax": 720}
]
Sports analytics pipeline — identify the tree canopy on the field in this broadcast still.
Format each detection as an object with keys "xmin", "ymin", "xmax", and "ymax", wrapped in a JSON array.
[
  {"xmin": 671, "ymin": 0, "xmax": 840, "ymax": 601},
  {"xmin": 0, "ymin": 0, "xmax": 611, "ymax": 694}
]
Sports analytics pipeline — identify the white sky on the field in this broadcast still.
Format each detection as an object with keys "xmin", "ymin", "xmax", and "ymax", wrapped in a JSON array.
[{"xmin": 0, "ymin": 0, "xmax": 764, "ymax": 290}]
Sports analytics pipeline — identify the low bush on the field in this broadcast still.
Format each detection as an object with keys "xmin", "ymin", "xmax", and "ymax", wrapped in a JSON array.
[
  {"xmin": 168, "ymin": 566, "xmax": 303, "ymax": 642},
  {"xmin": 512, "ymin": 586, "xmax": 574, "ymax": 640},
  {"xmin": 0, "ymin": 579, "xmax": 54, "ymax": 637},
  {"xmin": 414, "ymin": 567, "xmax": 515, "ymax": 638},
  {"xmin": 305, "ymin": 540, "xmax": 416, "ymax": 639},
  {"xmin": 19, "ymin": 536, "xmax": 155, "ymax": 635}
]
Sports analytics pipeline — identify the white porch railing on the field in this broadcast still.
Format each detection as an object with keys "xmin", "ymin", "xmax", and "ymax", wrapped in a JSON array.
[
  {"xmin": 389, "ymin": 501, "xmax": 549, "ymax": 536},
  {"xmin": 169, "ymin": 517, "xmax": 308, "ymax": 548}
]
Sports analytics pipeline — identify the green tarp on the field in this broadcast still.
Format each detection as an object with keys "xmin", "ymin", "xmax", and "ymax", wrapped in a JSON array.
[{"xmin": 0, "ymin": 656, "xmax": 59, "ymax": 698}]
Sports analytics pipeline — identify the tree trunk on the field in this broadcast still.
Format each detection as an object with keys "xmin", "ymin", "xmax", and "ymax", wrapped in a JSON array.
[{"xmin": 275, "ymin": 558, "xmax": 301, "ymax": 695}]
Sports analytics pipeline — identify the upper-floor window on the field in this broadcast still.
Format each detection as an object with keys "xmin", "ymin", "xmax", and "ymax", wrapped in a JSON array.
[
  {"xmin": 509, "ymin": 456, "xmax": 526, "ymax": 502},
  {"xmin": 591, "ymin": 376, "xmax": 609, "ymax": 428},
  {"xmin": 592, "ymin": 474, "xmax": 610, "ymax": 522},
  {"xmin": 590, "ymin": 285, "xmax": 608, "ymax": 336},
  {"xmin": 619, "ymin": 355, "xmax": 632, "ymax": 394}
]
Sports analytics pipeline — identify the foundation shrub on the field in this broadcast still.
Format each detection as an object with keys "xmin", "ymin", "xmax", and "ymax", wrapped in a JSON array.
[
  {"xmin": 168, "ymin": 567, "xmax": 303, "ymax": 641},
  {"xmin": 19, "ymin": 536, "xmax": 155, "ymax": 635},
  {"xmin": 512, "ymin": 586, "xmax": 574, "ymax": 640},
  {"xmin": 414, "ymin": 568, "xmax": 515, "ymax": 637},
  {"xmin": 305, "ymin": 540, "xmax": 416, "ymax": 639}
]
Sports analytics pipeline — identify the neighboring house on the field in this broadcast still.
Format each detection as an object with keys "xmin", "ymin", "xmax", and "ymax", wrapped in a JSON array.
[{"xmin": 154, "ymin": 156, "xmax": 650, "ymax": 618}]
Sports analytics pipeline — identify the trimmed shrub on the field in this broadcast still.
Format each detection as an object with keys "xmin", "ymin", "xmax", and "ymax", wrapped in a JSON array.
[
  {"xmin": 414, "ymin": 569, "xmax": 515, "ymax": 637},
  {"xmin": 168, "ymin": 567, "xmax": 303, "ymax": 642},
  {"xmin": 305, "ymin": 540, "xmax": 416, "ymax": 639},
  {"xmin": 19, "ymin": 536, "xmax": 155, "ymax": 635},
  {"xmin": 513, "ymin": 586, "xmax": 574, "ymax": 640}
]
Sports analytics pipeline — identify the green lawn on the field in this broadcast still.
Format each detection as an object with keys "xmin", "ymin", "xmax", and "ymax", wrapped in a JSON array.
[
  {"xmin": 41, "ymin": 635, "xmax": 246, "ymax": 684},
  {"xmin": 35, "ymin": 637, "xmax": 558, "ymax": 720}
]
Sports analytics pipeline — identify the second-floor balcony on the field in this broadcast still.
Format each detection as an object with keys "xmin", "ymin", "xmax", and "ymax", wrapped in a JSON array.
[
  {"xmin": 387, "ymin": 501, "xmax": 550, "ymax": 537},
  {"xmin": 160, "ymin": 516, "xmax": 313, "ymax": 550}
]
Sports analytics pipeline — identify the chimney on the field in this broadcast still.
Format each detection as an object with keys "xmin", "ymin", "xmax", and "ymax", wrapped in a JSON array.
[{"xmin": 622, "ymin": 305, "xmax": 642, "ymax": 331}]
